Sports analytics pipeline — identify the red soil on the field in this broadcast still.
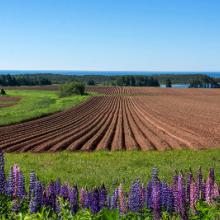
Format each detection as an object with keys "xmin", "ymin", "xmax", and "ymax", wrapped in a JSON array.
[
  {"xmin": 0, "ymin": 96, "xmax": 20, "ymax": 108},
  {"xmin": 1, "ymin": 87, "xmax": 220, "ymax": 152}
]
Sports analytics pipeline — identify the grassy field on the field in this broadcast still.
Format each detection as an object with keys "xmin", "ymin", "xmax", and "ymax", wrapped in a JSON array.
[
  {"xmin": 5, "ymin": 149, "xmax": 220, "ymax": 191},
  {"xmin": 0, "ymin": 90, "xmax": 91, "ymax": 126}
]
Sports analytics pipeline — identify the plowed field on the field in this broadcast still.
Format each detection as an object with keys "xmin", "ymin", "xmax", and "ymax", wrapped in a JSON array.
[{"xmin": 1, "ymin": 87, "xmax": 220, "ymax": 152}]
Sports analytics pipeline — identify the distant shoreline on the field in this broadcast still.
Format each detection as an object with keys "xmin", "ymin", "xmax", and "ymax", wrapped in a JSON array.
[{"xmin": 0, "ymin": 70, "xmax": 220, "ymax": 78}]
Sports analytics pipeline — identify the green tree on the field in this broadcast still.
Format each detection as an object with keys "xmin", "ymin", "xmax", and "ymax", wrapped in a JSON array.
[
  {"xmin": 87, "ymin": 80, "xmax": 96, "ymax": 86},
  {"xmin": 59, "ymin": 81, "xmax": 85, "ymax": 97},
  {"xmin": 166, "ymin": 79, "xmax": 172, "ymax": 88},
  {"xmin": 0, "ymin": 89, "xmax": 6, "ymax": 95}
]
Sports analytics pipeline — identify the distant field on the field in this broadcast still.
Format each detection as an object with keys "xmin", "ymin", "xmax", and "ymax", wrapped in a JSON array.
[
  {"xmin": 5, "ymin": 149, "xmax": 220, "ymax": 190},
  {"xmin": 0, "ymin": 90, "xmax": 90, "ymax": 126},
  {"xmin": 1, "ymin": 87, "xmax": 220, "ymax": 152}
]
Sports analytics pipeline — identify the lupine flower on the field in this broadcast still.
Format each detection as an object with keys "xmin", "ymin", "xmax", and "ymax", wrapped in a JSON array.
[
  {"xmin": 205, "ymin": 168, "xmax": 215, "ymax": 204},
  {"xmin": 60, "ymin": 183, "xmax": 69, "ymax": 200},
  {"xmin": 11, "ymin": 199, "xmax": 20, "ymax": 213},
  {"xmin": 68, "ymin": 185, "xmax": 78, "ymax": 213},
  {"xmin": 177, "ymin": 174, "xmax": 187, "ymax": 220},
  {"xmin": 186, "ymin": 168, "xmax": 193, "ymax": 204},
  {"xmin": 0, "ymin": 149, "xmax": 5, "ymax": 194},
  {"xmin": 128, "ymin": 180, "xmax": 143, "ymax": 212},
  {"xmin": 12, "ymin": 164, "xmax": 20, "ymax": 197},
  {"xmin": 6, "ymin": 167, "xmax": 14, "ymax": 197},
  {"xmin": 80, "ymin": 187, "xmax": 87, "ymax": 208},
  {"xmin": 146, "ymin": 181, "xmax": 153, "ymax": 209},
  {"xmin": 44, "ymin": 182, "xmax": 56, "ymax": 210},
  {"xmin": 118, "ymin": 184, "xmax": 127, "ymax": 215},
  {"xmin": 29, "ymin": 181, "xmax": 43, "ymax": 213},
  {"xmin": 55, "ymin": 198, "xmax": 61, "ymax": 214},
  {"xmin": 213, "ymin": 182, "xmax": 219, "ymax": 198},
  {"xmin": 107, "ymin": 195, "xmax": 112, "ymax": 209},
  {"xmin": 17, "ymin": 171, "xmax": 25, "ymax": 199},
  {"xmin": 111, "ymin": 188, "xmax": 119, "ymax": 209},
  {"xmin": 140, "ymin": 184, "xmax": 145, "ymax": 209},
  {"xmin": 84, "ymin": 190, "xmax": 92, "ymax": 209},
  {"xmin": 161, "ymin": 181, "xmax": 174, "ymax": 212},
  {"xmin": 90, "ymin": 188, "xmax": 100, "ymax": 213},
  {"xmin": 29, "ymin": 171, "xmax": 36, "ymax": 196},
  {"xmin": 99, "ymin": 184, "xmax": 107, "ymax": 209},
  {"xmin": 196, "ymin": 167, "xmax": 203, "ymax": 200},
  {"xmin": 189, "ymin": 180, "xmax": 197, "ymax": 212},
  {"xmin": 54, "ymin": 178, "xmax": 61, "ymax": 196},
  {"xmin": 152, "ymin": 180, "xmax": 161, "ymax": 220}
]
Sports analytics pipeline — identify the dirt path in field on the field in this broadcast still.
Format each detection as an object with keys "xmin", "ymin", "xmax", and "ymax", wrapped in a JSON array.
[{"xmin": 1, "ymin": 87, "xmax": 220, "ymax": 152}]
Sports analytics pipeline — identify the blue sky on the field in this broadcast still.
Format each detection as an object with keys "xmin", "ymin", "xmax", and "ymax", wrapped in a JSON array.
[{"xmin": 0, "ymin": 0, "xmax": 220, "ymax": 71}]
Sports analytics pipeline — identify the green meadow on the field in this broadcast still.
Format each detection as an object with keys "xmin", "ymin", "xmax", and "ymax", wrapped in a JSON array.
[
  {"xmin": 0, "ymin": 90, "xmax": 91, "ymax": 126},
  {"xmin": 5, "ymin": 149, "xmax": 220, "ymax": 191}
]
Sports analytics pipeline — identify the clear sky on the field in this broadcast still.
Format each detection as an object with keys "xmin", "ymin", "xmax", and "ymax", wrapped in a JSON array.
[{"xmin": 0, "ymin": 0, "xmax": 220, "ymax": 71}]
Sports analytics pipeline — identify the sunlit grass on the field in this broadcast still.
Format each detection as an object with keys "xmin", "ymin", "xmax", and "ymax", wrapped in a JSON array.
[
  {"xmin": 0, "ymin": 90, "xmax": 91, "ymax": 126},
  {"xmin": 5, "ymin": 149, "xmax": 220, "ymax": 191}
]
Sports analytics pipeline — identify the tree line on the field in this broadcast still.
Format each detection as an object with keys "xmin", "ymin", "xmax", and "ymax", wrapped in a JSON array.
[
  {"xmin": 189, "ymin": 75, "xmax": 220, "ymax": 88},
  {"xmin": 0, "ymin": 74, "xmax": 52, "ymax": 86},
  {"xmin": 113, "ymin": 75, "xmax": 160, "ymax": 87}
]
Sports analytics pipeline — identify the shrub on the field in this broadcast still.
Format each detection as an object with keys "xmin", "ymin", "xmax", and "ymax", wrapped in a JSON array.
[
  {"xmin": 59, "ymin": 81, "xmax": 85, "ymax": 97},
  {"xmin": 0, "ymin": 88, "xmax": 6, "ymax": 95},
  {"xmin": 87, "ymin": 80, "xmax": 96, "ymax": 86}
]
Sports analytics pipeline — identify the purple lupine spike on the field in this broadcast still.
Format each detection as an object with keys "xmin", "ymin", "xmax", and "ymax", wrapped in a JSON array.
[
  {"xmin": 118, "ymin": 184, "xmax": 127, "ymax": 215},
  {"xmin": 140, "ymin": 183, "xmax": 145, "ymax": 209},
  {"xmin": 99, "ymin": 184, "xmax": 107, "ymax": 209},
  {"xmin": 43, "ymin": 182, "xmax": 56, "ymax": 209},
  {"xmin": 177, "ymin": 174, "xmax": 187, "ymax": 220},
  {"xmin": 90, "ymin": 188, "xmax": 100, "ymax": 213},
  {"xmin": 68, "ymin": 185, "xmax": 78, "ymax": 214},
  {"xmin": 172, "ymin": 172, "xmax": 179, "ymax": 213},
  {"xmin": 6, "ymin": 167, "xmax": 14, "ymax": 197},
  {"xmin": 43, "ymin": 187, "xmax": 49, "ymax": 207},
  {"xmin": 60, "ymin": 183, "xmax": 69, "ymax": 200},
  {"xmin": 166, "ymin": 187, "xmax": 174, "ymax": 213},
  {"xmin": 11, "ymin": 199, "xmax": 20, "ymax": 213},
  {"xmin": 17, "ymin": 171, "xmax": 25, "ymax": 199},
  {"xmin": 196, "ymin": 167, "xmax": 203, "ymax": 200},
  {"xmin": 205, "ymin": 169, "xmax": 215, "ymax": 204},
  {"xmin": 112, "ymin": 188, "xmax": 119, "ymax": 209},
  {"xmin": 0, "ymin": 149, "xmax": 6, "ymax": 194},
  {"xmin": 146, "ymin": 181, "xmax": 153, "ymax": 209},
  {"xmin": 107, "ymin": 195, "xmax": 112, "ymax": 209},
  {"xmin": 84, "ymin": 190, "xmax": 92, "ymax": 209},
  {"xmin": 128, "ymin": 180, "xmax": 142, "ymax": 212},
  {"xmin": 152, "ymin": 179, "xmax": 161, "ymax": 220},
  {"xmin": 54, "ymin": 178, "xmax": 61, "ymax": 196},
  {"xmin": 29, "ymin": 181, "xmax": 43, "ymax": 213},
  {"xmin": 189, "ymin": 180, "xmax": 197, "ymax": 212},
  {"xmin": 161, "ymin": 181, "xmax": 168, "ymax": 209},
  {"xmin": 12, "ymin": 164, "xmax": 20, "ymax": 198},
  {"xmin": 29, "ymin": 171, "xmax": 36, "ymax": 196},
  {"xmin": 160, "ymin": 182, "xmax": 174, "ymax": 213},
  {"xmin": 80, "ymin": 187, "xmax": 87, "ymax": 209},
  {"xmin": 48, "ymin": 182, "xmax": 57, "ymax": 211},
  {"xmin": 186, "ymin": 168, "xmax": 193, "ymax": 204},
  {"xmin": 213, "ymin": 182, "xmax": 220, "ymax": 198},
  {"xmin": 55, "ymin": 198, "xmax": 61, "ymax": 214}
]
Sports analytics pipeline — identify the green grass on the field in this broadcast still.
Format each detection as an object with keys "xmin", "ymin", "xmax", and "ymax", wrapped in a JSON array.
[
  {"xmin": 0, "ymin": 90, "xmax": 91, "ymax": 126},
  {"xmin": 5, "ymin": 149, "xmax": 220, "ymax": 191}
]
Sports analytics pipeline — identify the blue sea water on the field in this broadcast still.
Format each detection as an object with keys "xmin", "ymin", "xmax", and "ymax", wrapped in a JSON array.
[{"xmin": 0, "ymin": 70, "xmax": 220, "ymax": 78}]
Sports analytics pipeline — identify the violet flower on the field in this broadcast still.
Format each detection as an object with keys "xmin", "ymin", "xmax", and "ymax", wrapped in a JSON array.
[
  {"xmin": 90, "ymin": 188, "xmax": 100, "ymax": 213},
  {"xmin": 177, "ymin": 174, "xmax": 187, "ymax": 220},
  {"xmin": 128, "ymin": 180, "xmax": 142, "ymax": 212},
  {"xmin": 118, "ymin": 184, "xmax": 127, "ymax": 215},
  {"xmin": 0, "ymin": 150, "xmax": 5, "ymax": 194}
]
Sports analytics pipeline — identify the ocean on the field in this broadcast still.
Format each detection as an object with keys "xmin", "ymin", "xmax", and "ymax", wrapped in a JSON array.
[{"xmin": 0, "ymin": 70, "xmax": 220, "ymax": 78}]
